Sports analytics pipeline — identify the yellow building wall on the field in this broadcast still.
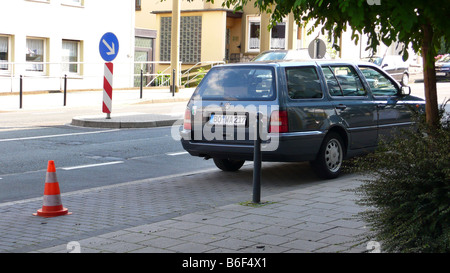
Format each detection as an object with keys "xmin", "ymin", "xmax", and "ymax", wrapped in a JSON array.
[
  {"xmin": 201, "ymin": 11, "xmax": 227, "ymax": 62},
  {"xmin": 136, "ymin": 0, "xmax": 225, "ymax": 30},
  {"xmin": 153, "ymin": 10, "xmax": 228, "ymax": 73}
]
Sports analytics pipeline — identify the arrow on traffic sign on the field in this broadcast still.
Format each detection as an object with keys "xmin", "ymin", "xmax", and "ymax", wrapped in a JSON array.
[
  {"xmin": 99, "ymin": 32, "xmax": 119, "ymax": 62},
  {"xmin": 102, "ymin": 39, "xmax": 116, "ymax": 56}
]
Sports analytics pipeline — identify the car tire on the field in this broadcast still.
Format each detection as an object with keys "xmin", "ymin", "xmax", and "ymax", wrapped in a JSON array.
[
  {"xmin": 401, "ymin": 73, "xmax": 409, "ymax": 86},
  {"xmin": 310, "ymin": 132, "xmax": 344, "ymax": 179},
  {"xmin": 213, "ymin": 158, "xmax": 245, "ymax": 172}
]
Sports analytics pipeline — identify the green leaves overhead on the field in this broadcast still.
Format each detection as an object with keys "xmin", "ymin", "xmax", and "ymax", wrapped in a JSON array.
[{"xmin": 215, "ymin": 0, "xmax": 450, "ymax": 61}]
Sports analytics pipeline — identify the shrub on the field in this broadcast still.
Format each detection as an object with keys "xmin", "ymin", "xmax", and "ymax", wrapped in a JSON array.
[{"xmin": 350, "ymin": 102, "xmax": 450, "ymax": 252}]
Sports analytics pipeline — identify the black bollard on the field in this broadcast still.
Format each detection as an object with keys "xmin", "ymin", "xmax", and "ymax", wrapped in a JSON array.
[
  {"xmin": 252, "ymin": 112, "xmax": 262, "ymax": 204},
  {"xmin": 63, "ymin": 74, "xmax": 67, "ymax": 106}
]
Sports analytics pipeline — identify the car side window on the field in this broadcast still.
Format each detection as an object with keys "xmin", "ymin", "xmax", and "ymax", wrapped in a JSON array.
[
  {"xmin": 321, "ymin": 65, "xmax": 367, "ymax": 97},
  {"xmin": 358, "ymin": 66, "xmax": 398, "ymax": 96},
  {"xmin": 285, "ymin": 66, "xmax": 323, "ymax": 99}
]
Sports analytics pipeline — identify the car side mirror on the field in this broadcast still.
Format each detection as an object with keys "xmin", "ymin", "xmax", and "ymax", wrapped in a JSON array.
[
  {"xmin": 401, "ymin": 85, "xmax": 411, "ymax": 96},
  {"xmin": 382, "ymin": 64, "xmax": 388, "ymax": 68}
]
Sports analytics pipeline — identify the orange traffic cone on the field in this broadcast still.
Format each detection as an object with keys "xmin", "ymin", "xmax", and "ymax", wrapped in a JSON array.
[{"xmin": 33, "ymin": 160, "xmax": 71, "ymax": 217}]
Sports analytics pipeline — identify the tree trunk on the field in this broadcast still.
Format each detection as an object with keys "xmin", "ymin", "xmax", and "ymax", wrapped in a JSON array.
[{"xmin": 421, "ymin": 23, "xmax": 439, "ymax": 130}]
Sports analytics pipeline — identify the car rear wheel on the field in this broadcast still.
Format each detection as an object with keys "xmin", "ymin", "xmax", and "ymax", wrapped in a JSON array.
[
  {"xmin": 213, "ymin": 158, "xmax": 245, "ymax": 172},
  {"xmin": 310, "ymin": 132, "xmax": 344, "ymax": 179}
]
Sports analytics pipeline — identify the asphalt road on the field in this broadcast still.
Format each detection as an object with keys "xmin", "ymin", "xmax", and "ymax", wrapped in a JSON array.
[
  {"xmin": 1, "ymin": 80, "xmax": 449, "ymax": 204},
  {"xmin": 0, "ymin": 125, "xmax": 216, "ymax": 203}
]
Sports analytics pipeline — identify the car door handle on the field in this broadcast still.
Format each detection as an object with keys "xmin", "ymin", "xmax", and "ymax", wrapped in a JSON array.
[
  {"xmin": 335, "ymin": 104, "xmax": 347, "ymax": 110},
  {"xmin": 377, "ymin": 104, "xmax": 387, "ymax": 109}
]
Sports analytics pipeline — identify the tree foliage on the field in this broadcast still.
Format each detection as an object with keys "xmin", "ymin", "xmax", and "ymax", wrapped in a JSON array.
[
  {"xmin": 213, "ymin": 0, "xmax": 450, "ymax": 128},
  {"xmin": 218, "ymin": 0, "xmax": 449, "ymax": 61}
]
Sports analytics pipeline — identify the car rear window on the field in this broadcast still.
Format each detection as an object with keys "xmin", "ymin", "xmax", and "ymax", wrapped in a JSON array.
[{"xmin": 194, "ymin": 66, "xmax": 276, "ymax": 101}]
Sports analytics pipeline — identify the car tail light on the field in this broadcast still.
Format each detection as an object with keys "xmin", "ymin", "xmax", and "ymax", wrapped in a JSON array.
[
  {"xmin": 269, "ymin": 110, "xmax": 288, "ymax": 133},
  {"xmin": 183, "ymin": 108, "xmax": 191, "ymax": 130}
]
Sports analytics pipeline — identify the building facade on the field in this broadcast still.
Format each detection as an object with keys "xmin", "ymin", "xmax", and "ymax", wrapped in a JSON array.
[{"xmin": 0, "ymin": 0, "xmax": 135, "ymax": 93}]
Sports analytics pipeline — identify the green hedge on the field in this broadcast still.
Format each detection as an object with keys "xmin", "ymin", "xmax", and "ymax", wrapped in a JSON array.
[{"xmin": 349, "ymin": 102, "xmax": 450, "ymax": 252}]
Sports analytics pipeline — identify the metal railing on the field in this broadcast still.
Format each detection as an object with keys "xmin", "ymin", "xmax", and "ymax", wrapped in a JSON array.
[
  {"xmin": 0, "ymin": 60, "xmax": 225, "ymax": 93},
  {"xmin": 181, "ymin": 61, "xmax": 225, "ymax": 85}
]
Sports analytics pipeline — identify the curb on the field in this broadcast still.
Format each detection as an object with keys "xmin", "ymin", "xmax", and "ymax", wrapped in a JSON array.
[{"xmin": 71, "ymin": 118, "xmax": 183, "ymax": 129}]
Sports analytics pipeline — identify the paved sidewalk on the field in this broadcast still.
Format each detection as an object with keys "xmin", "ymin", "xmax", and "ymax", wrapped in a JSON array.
[{"xmin": 0, "ymin": 161, "xmax": 370, "ymax": 254}]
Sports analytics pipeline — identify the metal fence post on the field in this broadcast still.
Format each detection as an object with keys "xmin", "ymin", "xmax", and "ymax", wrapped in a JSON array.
[
  {"xmin": 140, "ymin": 68, "xmax": 143, "ymax": 99},
  {"xmin": 252, "ymin": 112, "xmax": 262, "ymax": 204},
  {"xmin": 19, "ymin": 75, "xmax": 23, "ymax": 109},
  {"xmin": 172, "ymin": 69, "xmax": 175, "ymax": 97},
  {"xmin": 64, "ymin": 74, "xmax": 67, "ymax": 106}
]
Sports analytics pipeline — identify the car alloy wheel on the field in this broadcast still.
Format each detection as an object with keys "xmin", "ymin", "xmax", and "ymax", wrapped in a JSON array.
[
  {"xmin": 310, "ymin": 132, "xmax": 344, "ymax": 179},
  {"xmin": 324, "ymin": 139, "xmax": 343, "ymax": 173}
]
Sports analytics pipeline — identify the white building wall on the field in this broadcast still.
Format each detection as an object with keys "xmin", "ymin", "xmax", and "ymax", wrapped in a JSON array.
[{"xmin": 0, "ymin": 0, "xmax": 135, "ymax": 93}]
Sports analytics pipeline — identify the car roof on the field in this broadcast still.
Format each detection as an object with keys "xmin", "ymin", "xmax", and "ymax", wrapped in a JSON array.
[{"xmin": 217, "ymin": 59, "xmax": 378, "ymax": 68}]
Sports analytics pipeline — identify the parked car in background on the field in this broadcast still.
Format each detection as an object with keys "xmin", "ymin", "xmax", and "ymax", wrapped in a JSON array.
[
  {"xmin": 180, "ymin": 60, "xmax": 425, "ymax": 179},
  {"xmin": 252, "ymin": 49, "xmax": 312, "ymax": 61},
  {"xmin": 363, "ymin": 55, "xmax": 410, "ymax": 86},
  {"xmin": 435, "ymin": 54, "xmax": 450, "ymax": 80}
]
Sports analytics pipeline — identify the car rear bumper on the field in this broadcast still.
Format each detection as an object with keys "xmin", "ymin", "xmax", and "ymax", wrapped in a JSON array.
[{"xmin": 180, "ymin": 130, "xmax": 325, "ymax": 162}]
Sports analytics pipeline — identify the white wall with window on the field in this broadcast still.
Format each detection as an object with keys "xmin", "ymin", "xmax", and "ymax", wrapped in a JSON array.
[{"xmin": 0, "ymin": 0, "xmax": 134, "ymax": 93}]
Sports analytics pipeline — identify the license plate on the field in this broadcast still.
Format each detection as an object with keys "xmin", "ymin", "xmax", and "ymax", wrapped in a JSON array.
[
  {"xmin": 436, "ymin": 72, "xmax": 446, "ymax": 76},
  {"xmin": 209, "ymin": 115, "xmax": 247, "ymax": 126}
]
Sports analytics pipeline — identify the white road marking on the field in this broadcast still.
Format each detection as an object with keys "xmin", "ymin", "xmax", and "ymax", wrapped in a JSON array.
[
  {"xmin": 0, "ymin": 129, "xmax": 121, "ymax": 142},
  {"xmin": 166, "ymin": 151, "xmax": 189, "ymax": 156},
  {"xmin": 61, "ymin": 161, "xmax": 124, "ymax": 171}
]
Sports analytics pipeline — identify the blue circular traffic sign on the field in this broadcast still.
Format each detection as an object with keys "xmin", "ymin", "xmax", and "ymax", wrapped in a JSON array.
[{"xmin": 99, "ymin": 32, "xmax": 119, "ymax": 62}]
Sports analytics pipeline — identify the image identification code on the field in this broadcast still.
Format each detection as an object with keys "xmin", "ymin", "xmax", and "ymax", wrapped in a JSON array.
[{"xmin": 182, "ymin": 257, "xmax": 266, "ymax": 270}]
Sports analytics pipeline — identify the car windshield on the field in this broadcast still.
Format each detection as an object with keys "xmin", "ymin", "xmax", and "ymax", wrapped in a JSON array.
[
  {"xmin": 253, "ymin": 52, "xmax": 287, "ymax": 61},
  {"xmin": 367, "ymin": 57, "xmax": 383, "ymax": 66},
  {"xmin": 194, "ymin": 66, "xmax": 276, "ymax": 101}
]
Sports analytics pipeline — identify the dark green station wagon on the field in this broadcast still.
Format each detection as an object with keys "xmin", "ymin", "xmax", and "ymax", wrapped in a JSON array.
[{"xmin": 180, "ymin": 60, "xmax": 425, "ymax": 179}]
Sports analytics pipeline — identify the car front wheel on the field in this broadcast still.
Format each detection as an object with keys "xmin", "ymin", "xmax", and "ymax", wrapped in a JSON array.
[
  {"xmin": 310, "ymin": 132, "xmax": 344, "ymax": 179},
  {"xmin": 213, "ymin": 158, "xmax": 245, "ymax": 172}
]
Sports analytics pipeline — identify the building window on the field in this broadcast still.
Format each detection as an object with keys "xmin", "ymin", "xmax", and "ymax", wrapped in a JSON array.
[
  {"xmin": 134, "ymin": 36, "xmax": 154, "ymax": 87},
  {"xmin": 180, "ymin": 16, "xmax": 201, "ymax": 63},
  {"xmin": 271, "ymin": 22, "xmax": 286, "ymax": 49},
  {"xmin": 248, "ymin": 18, "xmax": 260, "ymax": 51},
  {"xmin": 160, "ymin": 17, "xmax": 172, "ymax": 62},
  {"xmin": 26, "ymin": 38, "xmax": 46, "ymax": 72},
  {"xmin": 62, "ymin": 40, "xmax": 81, "ymax": 74},
  {"xmin": 0, "ymin": 36, "xmax": 10, "ymax": 71},
  {"xmin": 160, "ymin": 16, "xmax": 202, "ymax": 63},
  {"xmin": 135, "ymin": 0, "xmax": 141, "ymax": 11}
]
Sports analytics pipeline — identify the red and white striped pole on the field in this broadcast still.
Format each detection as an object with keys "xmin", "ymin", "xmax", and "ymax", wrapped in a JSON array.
[{"xmin": 103, "ymin": 62, "xmax": 113, "ymax": 119}]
